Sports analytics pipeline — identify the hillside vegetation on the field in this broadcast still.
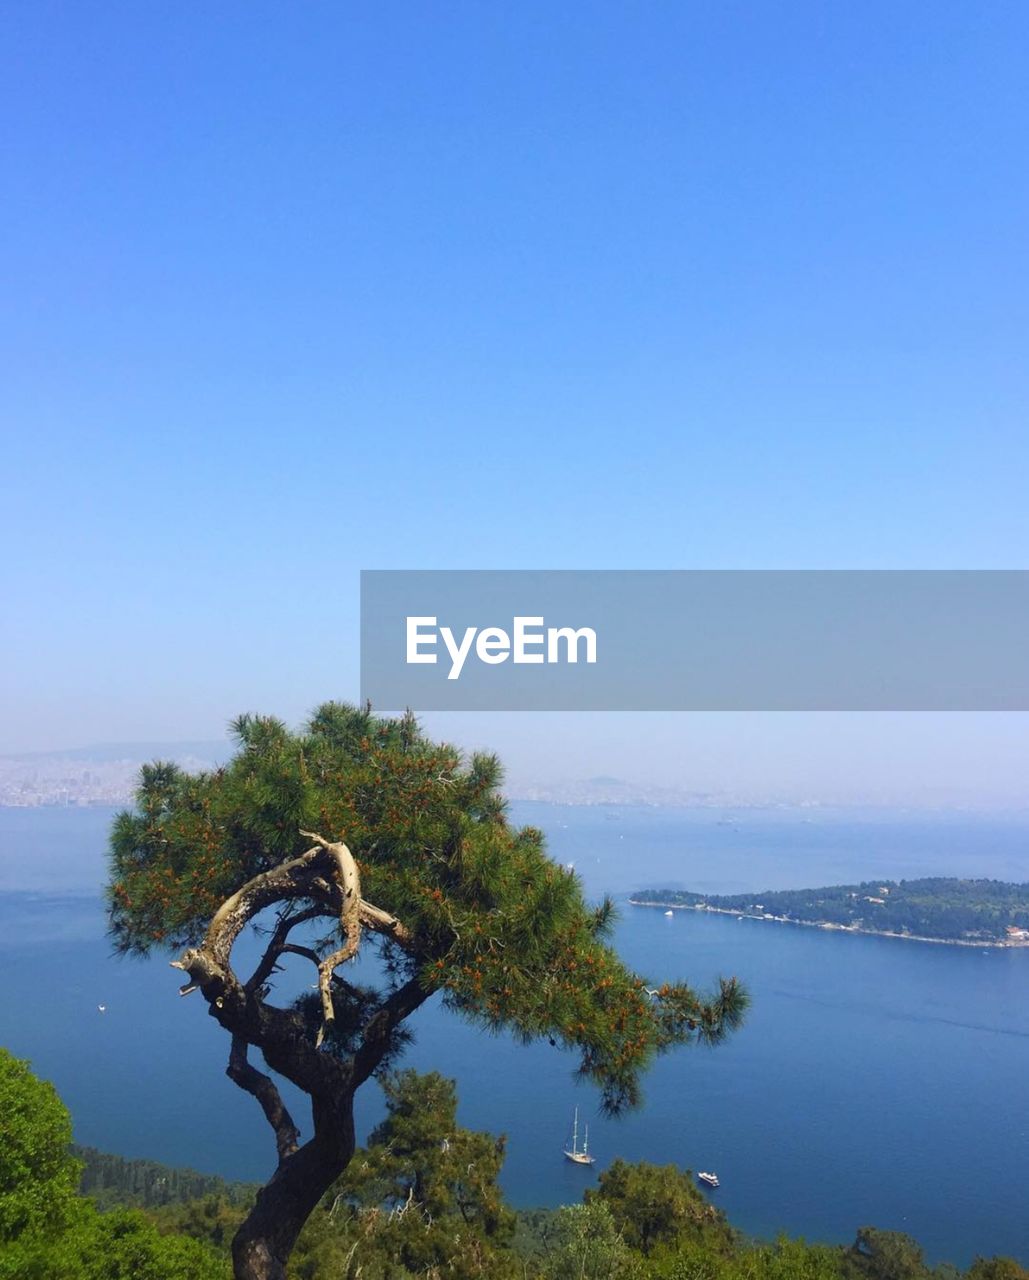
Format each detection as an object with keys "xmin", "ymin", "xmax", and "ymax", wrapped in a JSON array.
[
  {"xmin": 632, "ymin": 878, "xmax": 1029, "ymax": 943},
  {"xmin": 0, "ymin": 1052, "xmax": 1017, "ymax": 1280}
]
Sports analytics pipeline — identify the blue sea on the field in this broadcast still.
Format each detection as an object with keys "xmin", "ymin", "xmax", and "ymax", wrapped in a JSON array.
[{"xmin": 1, "ymin": 803, "xmax": 1027, "ymax": 1267}]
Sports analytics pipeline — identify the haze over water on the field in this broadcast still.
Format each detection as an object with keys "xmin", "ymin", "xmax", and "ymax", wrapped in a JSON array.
[{"xmin": 1, "ymin": 803, "xmax": 1027, "ymax": 1268}]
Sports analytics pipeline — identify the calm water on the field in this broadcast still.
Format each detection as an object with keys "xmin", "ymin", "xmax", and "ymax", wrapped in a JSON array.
[{"xmin": 1, "ymin": 803, "xmax": 1027, "ymax": 1267}]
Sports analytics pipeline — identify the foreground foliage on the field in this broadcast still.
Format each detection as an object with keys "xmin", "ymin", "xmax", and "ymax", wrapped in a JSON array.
[
  {"xmin": 0, "ymin": 1047, "xmax": 80, "ymax": 1244},
  {"xmin": 2, "ymin": 1053, "xmax": 1026, "ymax": 1280},
  {"xmin": 0, "ymin": 1049, "xmax": 227, "ymax": 1279}
]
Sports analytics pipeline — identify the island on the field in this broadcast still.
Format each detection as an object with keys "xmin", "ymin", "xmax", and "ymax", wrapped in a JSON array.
[{"xmin": 630, "ymin": 877, "xmax": 1029, "ymax": 946}]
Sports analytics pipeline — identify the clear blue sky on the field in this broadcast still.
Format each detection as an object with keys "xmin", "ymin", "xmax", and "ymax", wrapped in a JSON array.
[{"xmin": 2, "ymin": 4, "xmax": 1027, "ymax": 801}]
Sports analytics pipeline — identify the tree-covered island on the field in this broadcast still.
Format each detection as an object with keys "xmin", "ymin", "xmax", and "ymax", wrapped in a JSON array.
[{"xmin": 631, "ymin": 879, "xmax": 1029, "ymax": 946}]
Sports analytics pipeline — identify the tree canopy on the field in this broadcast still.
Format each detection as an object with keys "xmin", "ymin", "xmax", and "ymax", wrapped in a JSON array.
[
  {"xmin": 585, "ymin": 1158, "xmax": 733, "ymax": 1256},
  {"xmin": 292, "ymin": 1069, "xmax": 517, "ymax": 1279},
  {"xmin": 109, "ymin": 703, "xmax": 745, "ymax": 1111}
]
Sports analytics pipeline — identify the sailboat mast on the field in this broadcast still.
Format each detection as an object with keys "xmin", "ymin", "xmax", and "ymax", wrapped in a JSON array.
[
  {"xmin": 572, "ymin": 1106, "xmax": 579, "ymax": 1154},
  {"xmin": 583, "ymin": 1123, "xmax": 590, "ymax": 1156}
]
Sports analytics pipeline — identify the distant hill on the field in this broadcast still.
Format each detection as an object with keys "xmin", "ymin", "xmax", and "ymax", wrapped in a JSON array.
[
  {"xmin": 74, "ymin": 1144, "xmax": 255, "ymax": 1210},
  {"xmin": 507, "ymin": 775, "xmax": 728, "ymax": 807}
]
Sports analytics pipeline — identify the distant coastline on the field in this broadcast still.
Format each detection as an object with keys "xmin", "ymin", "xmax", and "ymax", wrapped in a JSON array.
[
  {"xmin": 630, "ymin": 878, "xmax": 1029, "ymax": 949},
  {"xmin": 629, "ymin": 900, "xmax": 1028, "ymax": 948}
]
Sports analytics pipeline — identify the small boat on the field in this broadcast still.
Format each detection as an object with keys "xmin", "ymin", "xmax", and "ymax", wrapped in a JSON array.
[
  {"xmin": 563, "ymin": 1107, "xmax": 596, "ymax": 1166},
  {"xmin": 664, "ymin": 909, "xmax": 674, "ymax": 917},
  {"xmin": 697, "ymin": 1171, "xmax": 720, "ymax": 1188}
]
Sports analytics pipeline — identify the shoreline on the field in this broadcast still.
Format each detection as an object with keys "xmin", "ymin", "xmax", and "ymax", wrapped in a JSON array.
[{"xmin": 628, "ymin": 899, "xmax": 1029, "ymax": 949}]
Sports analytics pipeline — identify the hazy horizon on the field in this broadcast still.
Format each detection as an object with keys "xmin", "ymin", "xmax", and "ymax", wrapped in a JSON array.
[{"xmin": 4, "ymin": 709, "xmax": 1029, "ymax": 810}]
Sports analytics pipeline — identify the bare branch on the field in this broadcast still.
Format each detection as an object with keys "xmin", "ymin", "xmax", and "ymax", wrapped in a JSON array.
[
  {"xmin": 172, "ymin": 829, "xmax": 423, "ymax": 1069},
  {"xmin": 199, "ymin": 843, "xmax": 330, "ymax": 974},
  {"xmin": 359, "ymin": 898, "xmax": 415, "ymax": 948},
  {"xmin": 227, "ymin": 1035, "xmax": 301, "ymax": 1165},
  {"xmin": 280, "ymin": 943, "xmax": 322, "ymax": 967},
  {"xmin": 299, "ymin": 831, "xmax": 362, "ymax": 1046},
  {"xmin": 247, "ymin": 905, "xmax": 326, "ymax": 996}
]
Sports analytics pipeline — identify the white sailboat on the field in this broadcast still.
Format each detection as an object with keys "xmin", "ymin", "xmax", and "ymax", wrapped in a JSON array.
[{"xmin": 563, "ymin": 1106, "xmax": 596, "ymax": 1165}]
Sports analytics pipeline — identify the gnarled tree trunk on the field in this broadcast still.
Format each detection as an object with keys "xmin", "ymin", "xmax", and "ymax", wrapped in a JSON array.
[
  {"xmin": 170, "ymin": 832, "xmax": 426, "ymax": 1280},
  {"xmin": 231, "ymin": 1091, "xmax": 356, "ymax": 1280}
]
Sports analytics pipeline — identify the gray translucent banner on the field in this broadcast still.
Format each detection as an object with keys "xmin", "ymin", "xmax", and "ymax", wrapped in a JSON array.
[{"xmin": 360, "ymin": 571, "xmax": 1029, "ymax": 711}]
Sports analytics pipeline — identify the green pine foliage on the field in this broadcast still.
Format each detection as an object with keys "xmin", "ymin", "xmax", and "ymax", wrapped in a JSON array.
[
  {"xmin": 585, "ymin": 1160, "xmax": 734, "ymax": 1256},
  {"xmin": 287, "ymin": 1070, "xmax": 518, "ymax": 1279},
  {"xmin": 533, "ymin": 1201, "xmax": 640, "ymax": 1280},
  {"xmin": 350, "ymin": 1070, "xmax": 514, "ymax": 1241},
  {"xmin": 107, "ymin": 702, "xmax": 747, "ymax": 1111}
]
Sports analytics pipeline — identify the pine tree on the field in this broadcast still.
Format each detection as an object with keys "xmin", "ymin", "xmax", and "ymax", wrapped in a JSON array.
[
  {"xmin": 107, "ymin": 703, "xmax": 748, "ymax": 1280},
  {"xmin": 295, "ymin": 1069, "xmax": 518, "ymax": 1279}
]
